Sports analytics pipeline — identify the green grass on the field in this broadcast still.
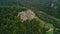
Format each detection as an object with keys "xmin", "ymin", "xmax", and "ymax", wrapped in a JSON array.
[{"xmin": 46, "ymin": 23, "xmax": 54, "ymax": 34}]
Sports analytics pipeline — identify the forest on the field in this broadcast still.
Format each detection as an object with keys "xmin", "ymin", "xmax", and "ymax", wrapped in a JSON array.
[{"xmin": 0, "ymin": 0, "xmax": 60, "ymax": 34}]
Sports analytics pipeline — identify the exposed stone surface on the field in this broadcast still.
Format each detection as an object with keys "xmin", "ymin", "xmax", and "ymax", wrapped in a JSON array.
[{"xmin": 18, "ymin": 9, "xmax": 36, "ymax": 22}]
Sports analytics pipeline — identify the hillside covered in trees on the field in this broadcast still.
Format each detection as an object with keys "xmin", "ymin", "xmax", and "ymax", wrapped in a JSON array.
[{"xmin": 0, "ymin": 0, "xmax": 60, "ymax": 34}]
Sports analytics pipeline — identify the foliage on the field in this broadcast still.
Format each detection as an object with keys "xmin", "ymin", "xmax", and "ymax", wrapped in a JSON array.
[{"xmin": 0, "ymin": 6, "xmax": 46, "ymax": 34}]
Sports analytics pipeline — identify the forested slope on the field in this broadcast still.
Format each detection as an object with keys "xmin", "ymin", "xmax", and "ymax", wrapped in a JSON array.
[
  {"xmin": 0, "ymin": 6, "xmax": 50, "ymax": 34},
  {"xmin": 0, "ymin": 0, "xmax": 60, "ymax": 34}
]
